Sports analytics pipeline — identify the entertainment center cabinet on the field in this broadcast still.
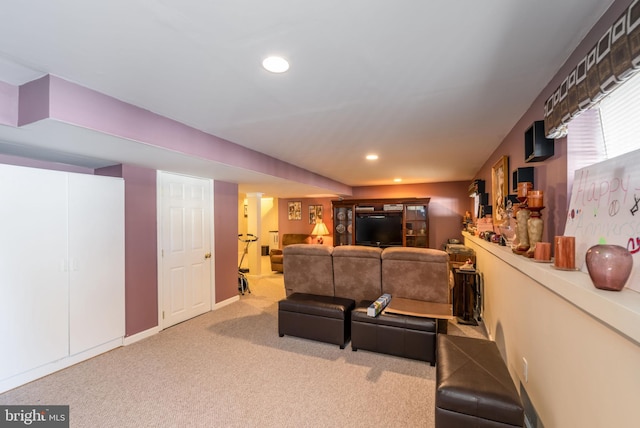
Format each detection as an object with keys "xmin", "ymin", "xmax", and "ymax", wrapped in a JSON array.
[{"xmin": 332, "ymin": 198, "xmax": 430, "ymax": 248}]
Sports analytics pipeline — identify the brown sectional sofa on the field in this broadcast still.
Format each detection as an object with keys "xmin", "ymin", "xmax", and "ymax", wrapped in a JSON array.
[
  {"xmin": 282, "ymin": 244, "xmax": 335, "ymax": 296},
  {"xmin": 278, "ymin": 244, "xmax": 450, "ymax": 363},
  {"xmin": 332, "ymin": 245, "xmax": 383, "ymax": 303}
]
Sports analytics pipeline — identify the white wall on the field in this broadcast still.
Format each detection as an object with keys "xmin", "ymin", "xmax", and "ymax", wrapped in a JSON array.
[
  {"xmin": 237, "ymin": 195, "xmax": 278, "ymax": 269},
  {"xmin": 260, "ymin": 197, "xmax": 277, "ymax": 247},
  {"xmin": 466, "ymin": 235, "xmax": 640, "ymax": 428}
]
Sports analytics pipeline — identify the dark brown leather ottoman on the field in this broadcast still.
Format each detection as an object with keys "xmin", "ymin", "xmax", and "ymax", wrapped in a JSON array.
[
  {"xmin": 278, "ymin": 293, "xmax": 355, "ymax": 349},
  {"xmin": 351, "ymin": 302, "xmax": 437, "ymax": 365},
  {"xmin": 436, "ymin": 335, "xmax": 524, "ymax": 427}
]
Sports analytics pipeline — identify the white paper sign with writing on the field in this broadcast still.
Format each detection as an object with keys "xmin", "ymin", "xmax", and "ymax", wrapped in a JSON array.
[{"xmin": 564, "ymin": 148, "xmax": 640, "ymax": 293}]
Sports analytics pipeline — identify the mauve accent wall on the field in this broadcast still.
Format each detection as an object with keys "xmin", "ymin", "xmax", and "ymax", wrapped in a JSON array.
[
  {"xmin": 0, "ymin": 80, "xmax": 18, "ymax": 126},
  {"xmin": 17, "ymin": 75, "xmax": 49, "ymax": 126},
  {"xmin": 97, "ymin": 164, "xmax": 158, "ymax": 336},
  {"xmin": 277, "ymin": 197, "xmax": 334, "ymax": 245},
  {"xmin": 214, "ymin": 181, "xmax": 240, "ymax": 303}
]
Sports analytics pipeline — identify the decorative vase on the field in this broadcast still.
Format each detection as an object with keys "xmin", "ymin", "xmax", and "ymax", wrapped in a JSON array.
[
  {"xmin": 498, "ymin": 201, "xmax": 516, "ymax": 248},
  {"xmin": 525, "ymin": 207, "xmax": 544, "ymax": 258},
  {"xmin": 514, "ymin": 207, "xmax": 530, "ymax": 253},
  {"xmin": 585, "ymin": 244, "xmax": 633, "ymax": 291}
]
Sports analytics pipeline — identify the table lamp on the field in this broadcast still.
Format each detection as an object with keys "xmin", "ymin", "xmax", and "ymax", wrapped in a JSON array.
[{"xmin": 311, "ymin": 220, "xmax": 329, "ymax": 244}]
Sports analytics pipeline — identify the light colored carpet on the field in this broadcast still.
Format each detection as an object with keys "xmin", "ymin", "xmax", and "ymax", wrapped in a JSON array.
[{"xmin": 0, "ymin": 262, "xmax": 487, "ymax": 427}]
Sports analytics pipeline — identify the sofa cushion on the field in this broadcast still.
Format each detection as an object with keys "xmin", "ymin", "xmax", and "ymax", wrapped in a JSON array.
[
  {"xmin": 381, "ymin": 247, "xmax": 449, "ymax": 303},
  {"xmin": 332, "ymin": 245, "xmax": 382, "ymax": 302},
  {"xmin": 283, "ymin": 244, "xmax": 334, "ymax": 296}
]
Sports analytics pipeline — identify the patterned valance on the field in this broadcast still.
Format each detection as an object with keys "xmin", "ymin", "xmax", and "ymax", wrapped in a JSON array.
[{"xmin": 544, "ymin": 0, "xmax": 640, "ymax": 138}]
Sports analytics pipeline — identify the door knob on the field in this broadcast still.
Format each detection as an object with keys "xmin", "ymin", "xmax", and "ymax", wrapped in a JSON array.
[{"xmin": 204, "ymin": 252, "xmax": 212, "ymax": 259}]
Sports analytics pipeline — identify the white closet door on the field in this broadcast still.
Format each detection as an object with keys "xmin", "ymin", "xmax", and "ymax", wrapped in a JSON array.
[
  {"xmin": 68, "ymin": 173, "xmax": 125, "ymax": 355},
  {"xmin": 0, "ymin": 165, "xmax": 69, "ymax": 380}
]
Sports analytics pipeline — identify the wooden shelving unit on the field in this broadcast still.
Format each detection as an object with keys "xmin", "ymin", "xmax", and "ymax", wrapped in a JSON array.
[{"xmin": 332, "ymin": 198, "xmax": 430, "ymax": 248}]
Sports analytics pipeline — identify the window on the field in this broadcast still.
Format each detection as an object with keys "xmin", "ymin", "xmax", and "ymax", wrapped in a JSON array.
[
  {"xmin": 598, "ymin": 71, "xmax": 640, "ymax": 159},
  {"xmin": 568, "ymin": 71, "xmax": 640, "ymax": 167}
]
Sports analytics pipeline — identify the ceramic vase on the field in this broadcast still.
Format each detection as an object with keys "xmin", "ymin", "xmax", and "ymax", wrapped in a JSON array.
[
  {"xmin": 515, "ymin": 207, "xmax": 530, "ymax": 253},
  {"xmin": 585, "ymin": 244, "xmax": 633, "ymax": 291},
  {"xmin": 526, "ymin": 214, "xmax": 543, "ymax": 258}
]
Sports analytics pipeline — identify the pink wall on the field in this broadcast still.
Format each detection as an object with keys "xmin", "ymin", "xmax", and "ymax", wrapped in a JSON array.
[
  {"xmin": 17, "ymin": 75, "xmax": 49, "ymax": 126},
  {"xmin": 0, "ymin": 80, "xmax": 18, "ymax": 126},
  {"xmin": 277, "ymin": 197, "xmax": 335, "ymax": 245},
  {"xmin": 97, "ymin": 164, "xmax": 159, "ymax": 337},
  {"xmin": 473, "ymin": 0, "xmax": 632, "ymax": 243},
  {"xmin": 214, "ymin": 181, "xmax": 240, "ymax": 303}
]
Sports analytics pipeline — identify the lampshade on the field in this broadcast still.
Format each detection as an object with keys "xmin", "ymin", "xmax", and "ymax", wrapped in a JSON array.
[{"xmin": 311, "ymin": 221, "xmax": 329, "ymax": 236}]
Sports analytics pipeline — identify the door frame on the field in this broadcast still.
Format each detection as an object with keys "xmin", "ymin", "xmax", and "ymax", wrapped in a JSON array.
[{"xmin": 156, "ymin": 170, "xmax": 216, "ymax": 330}]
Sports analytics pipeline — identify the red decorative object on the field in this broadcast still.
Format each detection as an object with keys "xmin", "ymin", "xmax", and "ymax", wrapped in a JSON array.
[{"xmin": 585, "ymin": 244, "xmax": 633, "ymax": 291}]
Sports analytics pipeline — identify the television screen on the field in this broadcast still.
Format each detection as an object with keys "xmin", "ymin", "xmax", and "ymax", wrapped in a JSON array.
[{"xmin": 355, "ymin": 214, "xmax": 403, "ymax": 247}]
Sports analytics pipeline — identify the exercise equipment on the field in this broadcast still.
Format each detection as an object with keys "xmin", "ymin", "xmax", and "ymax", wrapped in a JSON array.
[{"xmin": 238, "ymin": 233, "xmax": 258, "ymax": 295}]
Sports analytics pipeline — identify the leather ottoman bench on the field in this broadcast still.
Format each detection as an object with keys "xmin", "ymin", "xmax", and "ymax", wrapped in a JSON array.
[
  {"xmin": 278, "ymin": 292, "xmax": 355, "ymax": 349},
  {"xmin": 436, "ymin": 335, "xmax": 524, "ymax": 427},
  {"xmin": 350, "ymin": 302, "xmax": 438, "ymax": 365}
]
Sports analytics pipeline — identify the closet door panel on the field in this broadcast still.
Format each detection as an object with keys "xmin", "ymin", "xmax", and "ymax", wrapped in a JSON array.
[
  {"xmin": 0, "ymin": 165, "xmax": 69, "ymax": 380},
  {"xmin": 68, "ymin": 173, "xmax": 125, "ymax": 355}
]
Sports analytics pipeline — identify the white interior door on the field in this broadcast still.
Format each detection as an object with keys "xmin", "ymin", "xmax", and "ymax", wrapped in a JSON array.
[
  {"xmin": 68, "ymin": 173, "xmax": 125, "ymax": 355},
  {"xmin": 0, "ymin": 165, "xmax": 69, "ymax": 380},
  {"xmin": 160, "ymin": 172, "xmax": 212, "ymax": 328}
]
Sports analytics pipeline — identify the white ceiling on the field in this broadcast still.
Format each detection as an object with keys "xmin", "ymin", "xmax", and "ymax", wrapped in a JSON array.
[{"xmin": 0, "ymin": 0, "xmax": 614, "ymax": 197}]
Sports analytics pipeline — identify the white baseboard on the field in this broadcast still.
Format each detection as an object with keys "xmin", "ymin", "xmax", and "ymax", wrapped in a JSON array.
[
  {"xmin": 214, "ymin": 295, "xmax": 239, "ymax": 310},
  {"xmin": 2, "ymin": 297, "xmax": 242, "ymax": 394},
  {"xmin": 124, "ymin": 297, "xmax": 238, "ymax": 346},
  {"xmin": 0, "ymin": 338, "xmax": 122, "ymax": 394},
  {"xmin": 123, "ymin": 325, "xmax": 161, "ymax": 346}
]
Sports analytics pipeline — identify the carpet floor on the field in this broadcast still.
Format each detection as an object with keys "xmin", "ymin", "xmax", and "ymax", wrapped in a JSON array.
[{"xmin": 0, "ymin": 266, "xmax": 487, "ymax": 427}]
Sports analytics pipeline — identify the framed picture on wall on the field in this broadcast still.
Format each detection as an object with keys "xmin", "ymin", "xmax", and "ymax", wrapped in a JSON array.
[
  {"xmin": 288, "ymin": 201, "xmax": 302, "ymax": 220},
  {"xmin": 492, "ymin": 155, "xmax": 509, "ymax": 225},
  {"xmin": 309, "ymin": 205, "xmax": 323, "ymax": 224}
]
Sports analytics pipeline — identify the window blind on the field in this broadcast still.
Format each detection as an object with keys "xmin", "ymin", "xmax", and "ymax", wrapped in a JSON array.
[{"xmin": 598, "ymin": 71, "xmax": 640, "ymax": 159}]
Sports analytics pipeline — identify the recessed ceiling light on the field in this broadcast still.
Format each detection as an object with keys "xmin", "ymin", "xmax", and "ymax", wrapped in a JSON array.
[
  {"xmin": 394, "ymin": 178, "xmax": 402, "ymax": 183},
  {"xmin": 365, "ymin": 154, "xmax": 378, "ymax": 160},
  {"xmin": 262, "ymin": 56, "xmax": 290, "ymax": 73}
]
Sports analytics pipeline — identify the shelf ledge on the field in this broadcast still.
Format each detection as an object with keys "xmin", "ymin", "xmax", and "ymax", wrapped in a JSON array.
[{"xmin": 463, "ymin": 231, "xmax": 640, "ymax": 346}]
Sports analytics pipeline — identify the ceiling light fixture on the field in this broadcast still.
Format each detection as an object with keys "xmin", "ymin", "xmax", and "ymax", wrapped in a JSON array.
[
  {"xmin": 262, "ymin": 56, "xmax": 290, "ymax": 73},
  {"xmin": 394, "ymin": 178, "xmax": 402, "ymax": 183},
  {"xmin": 365, "ymin": 154, "xmax": 378, "ymax": 160}
]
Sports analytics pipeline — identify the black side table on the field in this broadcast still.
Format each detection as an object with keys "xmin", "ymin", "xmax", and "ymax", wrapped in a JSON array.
[{"xmin": 453, "ymin": 269, "xmax": 481, "ymax": 325}]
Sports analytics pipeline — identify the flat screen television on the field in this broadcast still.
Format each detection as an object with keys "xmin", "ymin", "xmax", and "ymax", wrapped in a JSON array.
[{"xmin": 355, "ymin": 214, "xmax": 403, "ymax": 247}]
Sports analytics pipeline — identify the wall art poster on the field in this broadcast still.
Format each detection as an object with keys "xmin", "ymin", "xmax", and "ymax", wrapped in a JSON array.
[{"xmin": 288, "ymin": 201, "xmax": 302, "ymax": 220}]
